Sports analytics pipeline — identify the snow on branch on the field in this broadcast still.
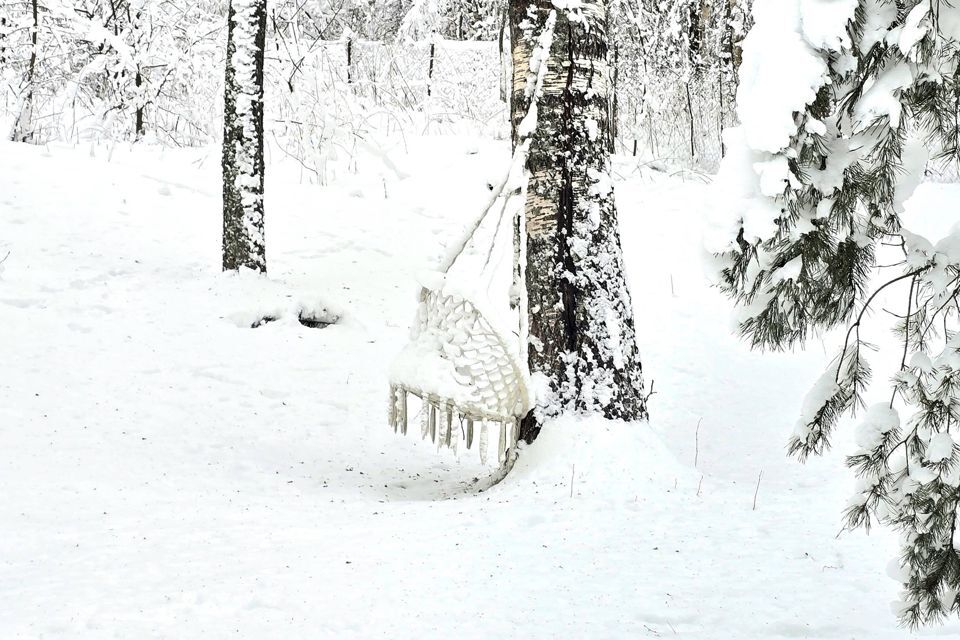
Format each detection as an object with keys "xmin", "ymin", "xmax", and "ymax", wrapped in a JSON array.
[{"xmin": 711, "ymin": 0, "xmax": 960, "ymax": 626}]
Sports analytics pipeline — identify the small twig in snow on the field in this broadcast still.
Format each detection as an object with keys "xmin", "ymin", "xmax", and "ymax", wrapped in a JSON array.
[
  {"xmin": 694, "ymin": 418, "xmax": 702, "ymax": 469},
  {"xmin": 642, "ymin": 379, "xmax": 657, "ymax": 405},
  {"xmin": 570, "ymin": 464, "xmax": 575, "ymax": 498},
  {"xmin": 752, "ymin": 469, "xmax": 764, "ymax": 511}
]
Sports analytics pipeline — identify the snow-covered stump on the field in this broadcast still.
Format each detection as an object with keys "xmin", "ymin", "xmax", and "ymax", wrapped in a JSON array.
[
  {"xmin": 222, "ymin": 0, "xmax": 267, "ymax": 273},
  {"xmin": 517, "ymin": 0, "xmax": 647, "ymax": 440}
]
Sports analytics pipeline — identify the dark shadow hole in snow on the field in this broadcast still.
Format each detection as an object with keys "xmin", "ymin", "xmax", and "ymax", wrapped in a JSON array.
[
  {"xmin": 298, "ymin": 312, "xmax": 337, "ymax": 329},
  {"xmin": 250, "ymin": 316, "xmax": 278, "ymax": 329},
  {"xmin": 249, "ymin": 310, "xmax": 339, "ymax": 330}
]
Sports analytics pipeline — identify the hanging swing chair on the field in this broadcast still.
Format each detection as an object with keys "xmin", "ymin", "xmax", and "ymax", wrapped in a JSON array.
[
  {"xmin": 387, "ymin": 10, "xmax": 558, "ymax": 466},
  {"xmin": 388, "ymin": 270, "xmax": 530, "ymax": 465},
  {"xmin": 387, "ymin": 162, "xmax": 533, "ymax": 465}
]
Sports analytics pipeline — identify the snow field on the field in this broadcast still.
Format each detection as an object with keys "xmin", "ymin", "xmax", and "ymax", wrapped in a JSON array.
[{"xmin": 2, "ymin": 137, "xmax": 958, "ymax": 638}]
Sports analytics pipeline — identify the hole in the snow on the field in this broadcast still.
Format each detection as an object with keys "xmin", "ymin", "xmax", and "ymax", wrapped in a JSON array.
[
  {"xmin": 251, "ymin": 316, "xmax": 278, "ymax": 329},
  {"xmin": 299, "ymin": 311, "xmax": 338, "ymax": 329},
  {"xmin": 248, "ymin": 306, "xmax": 340, "ymax": 329}
]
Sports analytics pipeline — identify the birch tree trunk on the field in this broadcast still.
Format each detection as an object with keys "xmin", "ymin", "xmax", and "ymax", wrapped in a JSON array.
[
  {"xmin": 222, "ymin": 0, "xmax": 267, "ymax": 273},
  {"xmin": 508, "ymin": 0, "xmax": 534, "ymax": 148},
  {"xmin": 498, "ymin": 3, "xmax": 511, "ymax": 106},
  {"xmin": 131, "ymin": 7, "xmax": 146, "ymax": 141},
  {"xmin": 508, "ymin": 0, "xmax": 532, "ymax": 314},
  {"xmin": 514, "ymin": 0, "xmax": 647, "ymax": 441},
  {"xmin": 10, "ymin": 0, "xmax": 38, "ymax": 143},
  {"xmin": 134, "ymin": 68, "xmax": 144, "ymax": 140}
]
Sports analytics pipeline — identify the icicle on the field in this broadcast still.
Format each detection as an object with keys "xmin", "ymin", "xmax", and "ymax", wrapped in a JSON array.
[
  {"xmin": 420, "ymin": 398, "xmax": 430, "ymax": 440},
  {"xmin": 444, "ymin": 405, "xmax": 453, "ymax": 448},
  {"xmin": 512, "ymin": 418, "xmax": 519, "ymax": 448},
  {"xmin": 429, "ymin": 402, "xmax": 437, "ymax": 443},
  {"xmin": 451, "ymin": 411, "xmax": 459, "ymax": 456},
  {"xmin": 479, "ymin": 421, "xmax": 489, "ymax": 465},
  {"xmin": 388, "ymin": 384, "xmax": 398, "ymax": 431},
  {"xmin": 400, "ymin": 389, "xmax": 408, "ymax": 436},
  {"xmin": 436, "ymin": 403, "xmax": 445, "ymax": 451},
  {"xmin": 498, "ymin": 421, "xmax": 507, "ymax": 463},
  {"xmin": 466, "ymin": 418, "xmax": 474, "ymax": 450}
]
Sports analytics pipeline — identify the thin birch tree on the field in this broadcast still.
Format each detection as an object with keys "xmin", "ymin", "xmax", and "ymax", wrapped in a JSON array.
[{"xmin": 222, "ymin": 0, "xmax": 267, "ymax": 272}]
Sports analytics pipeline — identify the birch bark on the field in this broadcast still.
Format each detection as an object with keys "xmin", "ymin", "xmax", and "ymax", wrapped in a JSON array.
[
  {"xmin": 513, "ymin": 0, "xmax": 647, "ymax": 441},
  {"xmin": 11, "ymin": 0, "xmax": 38, "ymax": 143}
]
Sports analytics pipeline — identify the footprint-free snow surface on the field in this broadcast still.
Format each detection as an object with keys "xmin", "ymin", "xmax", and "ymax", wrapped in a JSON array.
[{"xmin": 2, "ymin": 138, "xmax": 957, "ymax": 639}]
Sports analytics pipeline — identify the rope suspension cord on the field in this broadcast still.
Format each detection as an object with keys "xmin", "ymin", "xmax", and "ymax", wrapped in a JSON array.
[
  {"xmin": 387, "ymin": 11, "xmax": 558, "ymax": 467},
  {"xmin": 435, "ymin": 9, "xmax": 557, "ymax": 278}
]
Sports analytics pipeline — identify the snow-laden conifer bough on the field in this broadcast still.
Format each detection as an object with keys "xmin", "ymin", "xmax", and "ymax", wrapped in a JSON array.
[
  {"xmin": 387, "ymin": 10, "xmax": 558, "ymax": 472},
  {"xmin": 710, "ymin": 0, "xmax": 960, "ymax": 627}
]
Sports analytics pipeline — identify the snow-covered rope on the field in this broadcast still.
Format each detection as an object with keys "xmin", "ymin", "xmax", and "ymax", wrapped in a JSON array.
[
  {"xmin": 437, "ymin": 10, "xmax": 557, "ymax": 277},
  {"xmin": 388, "ymin": 11, "xmax": 558, "ymax": 466}
]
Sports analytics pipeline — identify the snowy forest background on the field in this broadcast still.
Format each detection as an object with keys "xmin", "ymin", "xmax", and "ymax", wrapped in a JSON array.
[
  {"xmin": 0, "ymin": 0, "xmax": 748, "ymax": 171},
  {"xmin": 8, "ymin": 0, "xmax": 960, "ymax": 638}
]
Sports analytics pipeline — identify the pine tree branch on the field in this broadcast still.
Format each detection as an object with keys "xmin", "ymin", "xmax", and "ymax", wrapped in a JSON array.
[
  {"xmin": 892, "ymin": 274, "xmax": 920, "ymax": 408},
  {"xmin": 836, "ymin": 269, "xmax": 925, "ymax": 386}
]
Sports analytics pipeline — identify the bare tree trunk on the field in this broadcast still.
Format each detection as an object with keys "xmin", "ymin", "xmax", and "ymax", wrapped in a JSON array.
[
  {"xmin": 509, "ymin": 0, "xmax": 545, "ymax": 318},
  {"xmin": 498, "ymin": 2, "xmax": 511, "ymax": 106},
  {"xmin": 687, "ymin": 0, "xmax": 704, "ymax": 69},
  {"xmin": 11, "ymin": 0, "xmax": 38, "ymax": 143},
  {"xmin": 222, "ymin": 0, "xmax": 267, "ymax": 273},
  {"xmin": 719, "ymin": 0, "xmax": 743, "ymax": 158},
  {"xmin": 0, "ymin": 16, "xmax": 6, "ymax": 65},
  {"xmin": 134, "ymin": 68, "xmax": 144, "ymax": 140},
  {"xmin": 685, "ymin": 82, "xmax": 695, "ymax": 161},
  {"xmin": 129, "ymin": 5, "xmax": 145, "ymax": 141},
  {"xmin": 346, "ymin": 37, "xmax": 354, "ymax": 85},
  {"xmin": 608, "ymin": 43, "xmax": 618, "ymax": 154},
  {"xmin": 515, "ymin": 0, "xmax": 647, "ymax": 442},
  {"xmin": 508, "ymin": 0, "xmax": 533, "ymax": 317},
  {"xmin": 606, "ymin": 1, "xmax": 618, "ymax": 154},
  {"xmin": 427, "ymin": 35, "xmax": 436, "ymax": 99}
]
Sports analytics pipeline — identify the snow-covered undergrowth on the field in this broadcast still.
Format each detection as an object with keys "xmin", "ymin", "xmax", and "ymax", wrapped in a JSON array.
[{"xmin": 2, "ymin": 136, "xmax": 959, "ymax": 638}]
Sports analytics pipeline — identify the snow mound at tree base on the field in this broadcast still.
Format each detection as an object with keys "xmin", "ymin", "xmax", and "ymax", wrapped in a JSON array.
[
  {"xmin": 502, "ymin": 415, "xmax": 693, "ymax": 500},
  {"xmin": 213, "ymin": 269, "xmax": 342, "ymax": 329}
]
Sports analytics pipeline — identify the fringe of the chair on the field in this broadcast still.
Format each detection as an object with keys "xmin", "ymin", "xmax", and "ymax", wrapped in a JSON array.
[{"xmin": 388, "ymin": 384, "xmax": 520, "ymax": 465}]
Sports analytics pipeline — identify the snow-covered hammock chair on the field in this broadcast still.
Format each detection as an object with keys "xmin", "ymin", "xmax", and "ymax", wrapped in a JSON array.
[
  {"xmin": 388, "ymin": 266, "xmax": 531, "ymax": 465},
  {"xmin": 387, "ymin": 10, "xmax": 559, "ymax": 465}
]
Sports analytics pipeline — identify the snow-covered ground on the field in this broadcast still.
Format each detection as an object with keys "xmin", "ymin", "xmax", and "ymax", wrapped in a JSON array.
[{"xmin": 2, "ymin": 136, "xmax": 958, "ymax": 639}]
